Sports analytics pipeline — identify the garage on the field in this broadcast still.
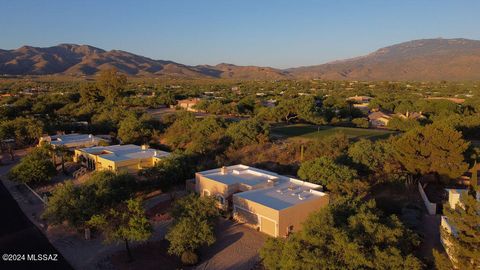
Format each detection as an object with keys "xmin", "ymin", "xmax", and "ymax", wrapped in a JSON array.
[{"xmin": 260, "ymin": 217, "xmax": 277, "ymax": 237}]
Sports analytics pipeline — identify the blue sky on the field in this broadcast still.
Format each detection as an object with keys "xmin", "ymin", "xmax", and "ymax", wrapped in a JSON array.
[{"xmin": 1, "ymin": 0, "xmax": 479, "ymax": 68}]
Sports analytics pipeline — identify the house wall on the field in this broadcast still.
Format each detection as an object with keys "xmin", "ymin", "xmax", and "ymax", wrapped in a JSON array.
[
  {"xmin": 195, "ymin": 174, "xmax": 230, "ymax": 198},
  {"xmin": 233, "ymin": 195, "xmax": 280, "ymax": 237},
  {"xmin": 74, "ymin": 150, "xmax": 156, "ymax": 173},
  {"xmin": 277, "ymin": 194, "xmax": 329, "ymax": 237}
]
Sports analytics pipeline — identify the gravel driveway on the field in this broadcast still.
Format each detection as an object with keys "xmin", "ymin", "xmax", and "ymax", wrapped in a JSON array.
[{"xmin": 195, "ymin": 219, "xmax": 267, "ymax": 270}]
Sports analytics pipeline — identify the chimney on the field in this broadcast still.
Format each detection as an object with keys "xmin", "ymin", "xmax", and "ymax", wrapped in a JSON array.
[
  {"xmin": 220, "ymin": 166, "xmax": 228, "ymax": 175},
  {"xmin": 154, "ymin": 150, "xmax": 158, "ymax": 156},
  {"xmin": 141, "ymin": 144, "xmax": 149, "ymax": 150}
]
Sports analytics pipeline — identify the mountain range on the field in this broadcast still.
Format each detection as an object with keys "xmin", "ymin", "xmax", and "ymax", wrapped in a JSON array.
[{"xmin": 1, "ymin": 38, "xmax": 480, "ymax": 81}]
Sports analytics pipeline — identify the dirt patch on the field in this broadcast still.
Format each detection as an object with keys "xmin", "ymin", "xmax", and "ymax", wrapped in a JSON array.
[
  {"xmin": 109, "ymin": 240, "xmax": 181, "ymax": 270},
  {"xmin": 146, "ymin": 199, "xmax": 172, "ymax": 222}
]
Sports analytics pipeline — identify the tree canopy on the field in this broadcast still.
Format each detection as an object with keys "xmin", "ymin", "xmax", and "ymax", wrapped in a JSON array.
[
  {"xmin": 166, "ymin": 194, "xmax": 219, "ymax": 261},
  {"xmin": 225, "ymin": 118, "xmax": 269, "ymax": 148},
  {"xmin": 88, "ymin": 198, "xmax": 152, "ymax": 262},
  {"xmin": 298, "ymin": 156, "xmax": 357, "ymax": 187},
  {"xmin": 96, "ymin": 68, "xmax": 127, "ymax": 102},
  {"xmin": 42, "ymin": 171, "xmax": 137, "ymax": 228},
  {"xmin": 8, "ymin": 147, "xmax": 56, "ymax": 183},
  {"xmin": 117, "ymin": 113, "xmax": 152, "ymax": 144},
  {"xmin": 393, "ymin": 124, "xmax": 469, "ymax": 179},
  {"xmin": 260, "ymin": 200, "xmax": 423, "ymax": 270}
]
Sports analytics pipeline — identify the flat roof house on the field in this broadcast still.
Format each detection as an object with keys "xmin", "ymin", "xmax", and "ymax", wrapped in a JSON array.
[
  {"xmin": 39, "ymin": 133, "xmax": 107, "ymax": 149},
  {"xmin": 74, "ymin": 144, "xmax": 170, "ymax": 173},
  {"xmin": 195, "ymin": 165, "xmax": 329, "ymax": 237},
  {"xmin": 176, "ymin": 98, "xmax": 201, "ymax": 112}
]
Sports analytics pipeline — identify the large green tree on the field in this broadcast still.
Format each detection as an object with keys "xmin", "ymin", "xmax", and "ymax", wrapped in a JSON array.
[
  {"xmin": 275, "ymin": 95, "xmax": 318, "ymax": 123},
  {"xmin": 8, "ymin": 147, "xmax": 56, "ymax": 184},
  {"xmin": 166, "ymin": 194, "xmax": 219, "ymax": 263},
  {"xmin": 302, "ymin": 132, "xmax": 349, "ymax": 161},
  {"xmin": 393, "ymin": 124, "xmax": 469, "ymax": 180},
  {"xmin": 140, "ymin": 153, "xmax": 196, "ymax": 191},
  {"xmin": 42, "ymin": 171, "xmax": 137, "ymax": 228},
  {"xmin": 96, "ymin": 68, "xmax": 127, "ymax": 102},
  {"xmin": 88, "ymin": 199, "xmax": 152, "ymax": 262},
  {"xmin": 117, "ymin": 113, "xmax": 152, "ymax": 144},
  {"xmin": 260, "ymin": 200, "xmax": 423, "ymax": 270},
  {"xmin": 348, "ymin": 138, "xmax": 404, "ymax": 182},
  {"xmin": 298, "ymin": 156, "xmax": 357, "ymax": 187},
  {"xmin": 297, "ymin": 156, "xmax": 367, "ymax": 197},
  {"xmin": 0, "ymin": 117, "xmax": 43, "ymax": 146},
  {"xmin": 225, "ymin": 118, "xmax": 269, "ymax": 148}
]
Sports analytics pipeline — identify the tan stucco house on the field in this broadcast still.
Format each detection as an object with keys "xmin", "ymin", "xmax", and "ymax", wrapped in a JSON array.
[
  {"xmin": 195, "ymin": 165, "xmax": 329, "ymax": 237},
  {"xmin": 74, "ymin": 144, "xmax": 170, "ymax": 173},
  {"xmin": 176, "ymin": 98, "xmax": 201, "ymax": 112},
  {"xmin": 368, "ymin": 111, "xmax": 392, "ymax": 127}
]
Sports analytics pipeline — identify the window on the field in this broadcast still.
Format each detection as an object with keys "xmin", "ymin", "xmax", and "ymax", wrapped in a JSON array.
[
  {"xmin": 287, "ymin": 225, "xmax": 294, "ymax": 236},
  {"xmin": 216, "ymin": 195, "xmax": 225, "ymax": 205}
]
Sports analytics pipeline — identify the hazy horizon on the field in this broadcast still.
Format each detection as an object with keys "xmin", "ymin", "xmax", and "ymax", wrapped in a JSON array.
[{"xmin": 2, "ymin": 0, "xmax": 479, "ymax": 68}]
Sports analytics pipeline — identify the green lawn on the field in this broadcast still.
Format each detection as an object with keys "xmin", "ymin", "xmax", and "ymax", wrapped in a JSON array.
[{"xmin": 271, "ymin": 124, "xmax": 396, "ymax": 141}]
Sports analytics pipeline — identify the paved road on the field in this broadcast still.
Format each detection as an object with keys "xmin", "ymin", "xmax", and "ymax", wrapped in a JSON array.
[{"xmin": 0, "ymin": 156, "xmax": 72, "ymax": 270}]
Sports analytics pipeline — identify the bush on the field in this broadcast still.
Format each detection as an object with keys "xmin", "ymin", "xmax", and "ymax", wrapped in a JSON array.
[
  {"xmin": 181, "ymin": 250, "xmax": 198, "ymax": 265},
  {"xmin": 351, "ymin": 117, "xmax": 369, "ymax": 128},
  {"xmin": 8, "ymin": 147, "xmax": 56, "ymax": 184}
]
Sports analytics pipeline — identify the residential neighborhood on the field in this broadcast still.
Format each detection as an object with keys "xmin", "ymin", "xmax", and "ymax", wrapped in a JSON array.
[{"xmin": 1, "ymin": 2, "xmax": 480, "ymax": 270}]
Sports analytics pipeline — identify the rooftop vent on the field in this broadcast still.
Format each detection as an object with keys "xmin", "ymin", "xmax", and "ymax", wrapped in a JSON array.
[
  {"xmin": 220, "ymin": 166, "xmax": 228, "ymax": 175},
  {"xmin": 288, "ymin": 185, "xmax": 298, "ymax": 191}
]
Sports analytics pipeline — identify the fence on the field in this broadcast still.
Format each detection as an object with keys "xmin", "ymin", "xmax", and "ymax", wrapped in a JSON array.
[{"xmin": 418, "ymin": 182, "xmax": 437, "ymax": 215}]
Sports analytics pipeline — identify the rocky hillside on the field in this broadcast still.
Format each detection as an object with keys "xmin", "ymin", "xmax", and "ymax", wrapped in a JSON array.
[
  {"xmin": 2, "ymin": 38, "xmax": 480, "ymax": 81},
  {"xmin": 288, "ymin": 38, "xmax": 480, "ymax": 81}
]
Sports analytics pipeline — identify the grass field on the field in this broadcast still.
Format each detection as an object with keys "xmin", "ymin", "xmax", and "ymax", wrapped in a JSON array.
[{"xmin": 271, "ymin": 124, "xmax": 396, "ymax": 141}]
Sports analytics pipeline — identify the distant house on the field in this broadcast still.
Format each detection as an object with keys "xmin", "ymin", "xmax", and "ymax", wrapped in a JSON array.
[
  {"xmin": 0, "ymin": 93, "xmax": 15, "ymax": 98},
  {"xmin": 195, "ymin": 165, "xmax": 329, "ymax": 237},
  {"xmin": 74, "ymin": 144, "xmax": 170, "ymax": 173},
  {"xmin": 176, "ymin": 98, "xmax": 201, "ymax": 112},
  {"xmin": 396, "ymin": 111, "xmax": 426, "ymax": 120},
  {"xmin": 261, "ymin": 99, "xmax": 277, "ymax": 108},
  {"xmin": 347, "ymin": 95, "xmax": 373, "ymax": 103},
  {"xmin": 39, "ymin": 133, "xmax": 107, "ymax": 149},
  {"xmin": 353, "ymin": 103, "xmax": 370, "ymax": 113},
  {"xmin": 368, "ymin": 111, "xmax": 392, "ymax": 127},
  {"xmin": 426, "ymin": 97, "xmax": 465, "ymax": 104}
]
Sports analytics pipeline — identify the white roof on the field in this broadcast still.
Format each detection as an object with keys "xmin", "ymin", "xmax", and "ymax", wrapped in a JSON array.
[
  {"xmin": 198, "ymin": 165, "xmax": 327, "ymax": 210},
  {"xmin": 235, "ymin": 177, "xmax": 326, "ymax": 210},
  {"xmin": 78, "ymin": 144, "xmax": 170, "ymax": 162},
  {"xmin": 197, "ymin": 164, "xmax": 280, "ymax": 187},
  {"xmin": 49, "ymin": 133, "xmax": 104, "ymax": 146}
]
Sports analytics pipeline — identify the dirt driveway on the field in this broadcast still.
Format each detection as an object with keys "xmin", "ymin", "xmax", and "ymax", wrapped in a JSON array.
[{"xmin": 195, "ymin": 219, "xmax": 267, "ymax": 270}]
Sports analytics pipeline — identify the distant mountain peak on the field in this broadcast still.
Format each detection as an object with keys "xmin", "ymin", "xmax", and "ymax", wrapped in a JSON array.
[
  {"xmin": 1, "ymin": 38, "xmax": 480, "ymax": 81},
  {"xmin": 289, "ymin": 38, "xmax": 480, "ymax": 81}
]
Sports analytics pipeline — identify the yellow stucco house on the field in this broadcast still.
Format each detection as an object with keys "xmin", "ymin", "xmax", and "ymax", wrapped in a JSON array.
[
  {"xmin": 195, "ymin": 165, "xmax": 329, "ymax": 237},
  {"xmin": 74, "ymin": 144, "xmax": 170, "ymax": 173}
]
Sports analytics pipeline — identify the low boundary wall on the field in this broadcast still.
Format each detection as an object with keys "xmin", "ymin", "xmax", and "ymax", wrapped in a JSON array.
[{"xmin": 418, "ymin": 182, "xmax": 437, "ymax": 215}]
